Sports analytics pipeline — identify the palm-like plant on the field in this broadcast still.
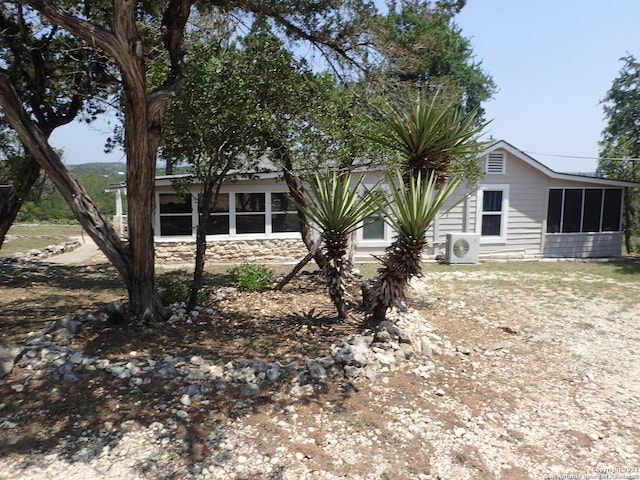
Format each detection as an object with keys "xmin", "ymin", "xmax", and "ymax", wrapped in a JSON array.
[
  {"xmin": 294, "ymin": 171, "xmax": 379, "ymax": 318},
  {"xmin": 368, "ymin": 170, "xmax": 461, "ymax": 322},
  {"xmin": 375, "ymin": 90, "xmax": 486, "ymax": 184},
  {"xmin": 364, "ymin": 90, "xmax": 485, "ymax": 323}
]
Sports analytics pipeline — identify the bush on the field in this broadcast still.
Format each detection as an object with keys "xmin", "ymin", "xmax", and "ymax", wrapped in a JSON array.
[
  {"xmin": 228, "ymin": 263, "xmax": 275, "ymax": 291},
  {"xmin": 159, "ymin": 277, "xmax": 190, "ymax": 305}
]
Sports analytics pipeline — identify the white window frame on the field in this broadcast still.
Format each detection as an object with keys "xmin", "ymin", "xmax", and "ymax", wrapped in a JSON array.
[
  {"xmin": 155, "ymin": 185, "xmax": 301, "ymax": 241},
  {"xmin": 475, "ymin": 184, "xmax": 509, "ymax": 244},
  {"xmin": 156, "ymin": 192, "xmax": 196, "ymax": 238},
  {"xmin": 485, "ymin": 152, "xmax": 506, "ymax": 174},
  {"xmin": 356, "ymin": 182, "xmax": 394, "ymax": 247}
]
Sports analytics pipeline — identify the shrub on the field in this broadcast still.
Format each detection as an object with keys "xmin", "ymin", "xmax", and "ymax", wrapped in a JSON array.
[
  {"xmin": 228, "ymin": 263, "xmax": 275, "ymax": 291},
  {"xmin": 159, "ymin": 277, "xmax": 190, "ymax": 305}
]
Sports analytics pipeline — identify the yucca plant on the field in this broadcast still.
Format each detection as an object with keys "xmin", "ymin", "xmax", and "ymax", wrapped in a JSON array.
[
  {"xmin": 368, "ymin": 170, "xmax": 461, "ymax": 323},
  {"xmin": 375, "ymin": 90, "xmax": 486, "ymax": 184},
  {"xmin": 293, "ymin": 171, "xmax": 380, "ymax": 318}
]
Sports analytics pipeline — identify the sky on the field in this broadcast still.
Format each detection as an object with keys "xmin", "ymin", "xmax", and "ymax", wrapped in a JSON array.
[
  {"xmin": 455, "ymin": 0, "xmax": 640, "ymax": 173},
  {"xmin": 50, "ymin": 0, "xmax": 640, "ymax": 174}
]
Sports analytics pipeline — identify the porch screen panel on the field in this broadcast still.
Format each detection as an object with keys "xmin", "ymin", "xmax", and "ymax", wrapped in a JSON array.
[
  {"xmin": 582, "ymin": 189, "xmax": 603, "ymax": 232},
  {"xmin": 602, "ymin": 189, "xmax": 622, "ymax": 231},
  {"xmin": 546, "ymin": 189, "xmax": 562, "ymax": 233},
  {"xmin": 562, "ymin": 189, "xmax": 583, "ymax": 233}
]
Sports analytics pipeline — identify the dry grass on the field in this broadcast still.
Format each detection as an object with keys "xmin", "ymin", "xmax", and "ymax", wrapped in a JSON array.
[
  {"xmin": 1, "ymin": 231, "xmax": 640, "ymax": 475},
  {"xmin": 1, "ymin": 223, "xmax": 84, "ymax": 257}
]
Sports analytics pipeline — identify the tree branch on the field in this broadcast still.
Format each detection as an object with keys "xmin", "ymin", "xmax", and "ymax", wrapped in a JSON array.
[{"xmin": 22, "ymin": 0, "xmax": 119, "ymax": 60}]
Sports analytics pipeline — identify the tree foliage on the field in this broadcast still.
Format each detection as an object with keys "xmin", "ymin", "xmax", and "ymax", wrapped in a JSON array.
[
  {"xmin": 0, "ymin": 1, "xmax": 116, "ymax": 246},
  {"xmin": 1, "ymin": 0, "xmax": 378, "ymax": 321},
  {"xmin": 598, "ymin": 54, "xmax": 640, "ymax": 252},
  {"xmin": 370, "ymin": 0, "xmax": 496, "ymax": 117}
]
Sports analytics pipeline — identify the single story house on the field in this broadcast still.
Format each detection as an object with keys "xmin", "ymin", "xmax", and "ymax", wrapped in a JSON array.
[
  {"xmin": 0, "ymin": 185, "xmax": 11, "ymax": 211},
  {"xmin": 111, "ymin": 140, "xmax": 639, "ymax": 263}
]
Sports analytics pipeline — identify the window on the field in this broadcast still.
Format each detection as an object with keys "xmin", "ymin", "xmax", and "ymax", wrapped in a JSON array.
[
  {"xmin": 205, "ymin": 193, "xmax": 230, "ymax": 235},
  {"xmin": 546, "ymin": 188, "xmax": 623, "ymax": 233},
  {"xmin": 271, "ymin": 193, "xmax": 300, "ymax": 233},
  {"xmin": 485, "ymin": 152, "xmax": 506, "ymax": 174},
  {"xmin": 481, "ymin": 190, "xmax": 503, "ymax": 235},
  {"xmin": 476, "ymin": 186, "xmax": 509, "ymax": 240},
  {"xmin": 159, "ymin": 193, "xmax": 192, "ymax": 236},
  {"xmin": 362, "ymin": 216, "xmax": 385, "ymax": 240},
  {"xmin": 158, "ymin": 189, "xmax": 303, "ymax": 238},
  {"xmin": 235, "ymin": 192, "xmax": 265, "ymax": 234}
]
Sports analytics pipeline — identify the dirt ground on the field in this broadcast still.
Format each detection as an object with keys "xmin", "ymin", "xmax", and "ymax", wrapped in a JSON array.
[{"xmin": 1, "ymin": 258, "xmax": 639, "ymax": 479}]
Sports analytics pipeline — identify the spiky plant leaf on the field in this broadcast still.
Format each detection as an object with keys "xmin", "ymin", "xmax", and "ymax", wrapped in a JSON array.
[
  {"xmin": 292, "ymin": 171, "xmax": 381, "ymax": 242},
  {"xmin": 375, "ymin": 170, "xmax": 462, "ymax": 247},
  {"xmin": 368, "ymin": 169, "xmax": 464, "ymax": 323},
  {"xmin": 291, "ymin": 171, "xmax": 382, "ymax": 319},
  {"xmin": 371, "ymin": 89, "xmax": 488, "ymax": 182}
]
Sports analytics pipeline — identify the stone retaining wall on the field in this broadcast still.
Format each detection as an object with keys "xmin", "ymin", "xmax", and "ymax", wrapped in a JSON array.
[{"xmin": 155, "ymin": 239, "xmax": 308, "ymax": 264}]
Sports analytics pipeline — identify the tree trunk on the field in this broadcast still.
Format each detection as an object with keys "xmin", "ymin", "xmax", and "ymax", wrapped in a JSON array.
[
  {"xmin": 19, "ymin": 0, "xmax": 191, "ymax": 320},
  {"xmin": 281, "ymin": 167, "xmax": 327, "ymax": 269},
  {"xmin": 0, "ymin": 156, "xmax": 40, "ymax": 249},
  {"xmin": 275, "ymin": 236, "xmax": 323, "ymax": 290},
  {"xmin": 0, "ymin": 74, "xmax": 132, "ymax": 281},
  {"xmin": 187, "ymin": 178, "xmax": 216, "ymax": 312}
]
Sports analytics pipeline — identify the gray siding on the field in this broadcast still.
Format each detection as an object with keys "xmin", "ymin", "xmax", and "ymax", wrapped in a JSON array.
[
  {"xmin": 433, "ymin": 149, "xmax": 550, "ymax": 258},
  {"xmin": 485, "ymin": 150, "xmax": 547, "ymax": 257},
  {"xmin": 543, "ymin": 233, "xmax": 623, "ymax": 257}
]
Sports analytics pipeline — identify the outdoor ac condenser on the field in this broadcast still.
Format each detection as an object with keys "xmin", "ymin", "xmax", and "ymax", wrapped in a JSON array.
[{"xmin": 445, "ymin": 233, "xmax": 480, "ymax": 264}]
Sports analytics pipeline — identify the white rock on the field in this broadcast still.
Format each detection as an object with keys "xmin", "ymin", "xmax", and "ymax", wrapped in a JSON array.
[{"xmin": 176, "ymin": 409, "xmax": 188, "ymax": 419}]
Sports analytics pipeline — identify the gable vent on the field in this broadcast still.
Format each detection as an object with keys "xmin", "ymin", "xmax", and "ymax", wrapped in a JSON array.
[{"xmin": 486, "ymin": 152, "xmax": 505, "ymax": 174}]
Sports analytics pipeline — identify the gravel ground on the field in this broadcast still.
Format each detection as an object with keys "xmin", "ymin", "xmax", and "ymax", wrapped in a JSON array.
[{"xmin": 1, "ymin": 263, "xmax": 639, "ymax": 479}]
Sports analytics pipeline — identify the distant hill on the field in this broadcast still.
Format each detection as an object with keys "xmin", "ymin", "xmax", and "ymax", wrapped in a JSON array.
[
  {"xmin": 69, "ymin": 162, "xmax": 126, "ymax": 178},
  {"xmin": 68, "ymin": 162, "xmax": 182, "ymax": 179}
]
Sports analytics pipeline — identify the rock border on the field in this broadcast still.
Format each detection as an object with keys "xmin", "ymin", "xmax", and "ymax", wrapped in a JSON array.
[
  {"xmin": 1, "ymin": 240, "xmax": 81, "ymax": 263},
  {"xmin": 6, "ymin": 291, "xmax": 460, "ymax": 411}
]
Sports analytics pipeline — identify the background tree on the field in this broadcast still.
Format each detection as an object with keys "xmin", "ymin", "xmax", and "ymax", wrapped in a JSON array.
[
  {"xmin": 160, "ymin": 38, "xmax": 268, "ymax": 311},
  {"xmin": 0, "ymin": 1, "xmax": 114, "ymax": 248},
  {"xmin": 2, "ymin": 0, "xmax": 376, "ymax": 321},
  {"xmin": 598, "ymin": 54, "xmax": 640, "ymax": 254},
  {"xmin": 369, "ymin": 0, "xmax": 496, "ymax": 117},
  {"xmin": 162, "ymin": 19, "xmax": 387, "ymax": 287}
]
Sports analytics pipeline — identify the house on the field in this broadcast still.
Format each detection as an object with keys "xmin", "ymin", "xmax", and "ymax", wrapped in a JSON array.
[
  {"xmin": 0, "ymin": 185, "xmax": 11, "ymax": 211},
  {"xmin": 138, "ymin": 139, "xmax": 639, "ymax": 263}
]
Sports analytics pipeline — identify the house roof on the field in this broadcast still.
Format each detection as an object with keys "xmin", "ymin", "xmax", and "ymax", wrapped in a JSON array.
[
  {"xmin": 484, "ymin": 140, "xmax": 640, "ymax": 188},
  {"xmin": 118, "ymin": 139, "xmax": 639, "ymax": 190}
]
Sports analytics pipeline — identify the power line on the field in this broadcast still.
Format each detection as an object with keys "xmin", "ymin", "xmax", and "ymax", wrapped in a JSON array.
[{"xmin": 523, "ymin": 151, "xmax": 640, "ymax": 162}]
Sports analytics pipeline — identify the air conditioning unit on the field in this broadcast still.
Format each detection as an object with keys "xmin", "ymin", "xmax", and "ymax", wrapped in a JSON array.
[{"xmin": 445, "ymin": 233, "xmax": 480, "ymax": 264}]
